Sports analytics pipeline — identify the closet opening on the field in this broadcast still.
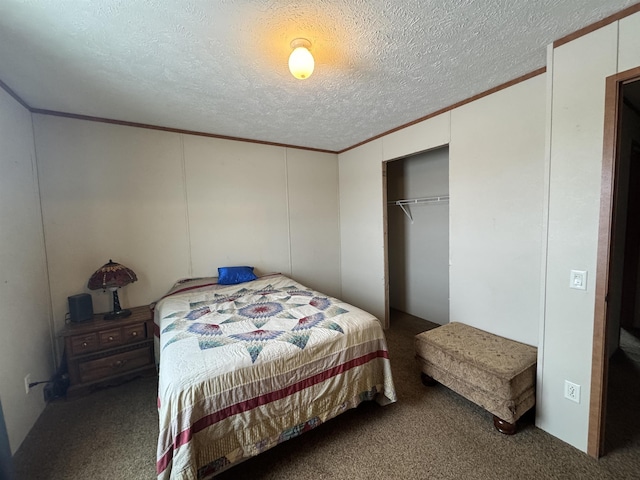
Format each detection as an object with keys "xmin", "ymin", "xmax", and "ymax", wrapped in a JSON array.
[{"xmin": 383, "ymin": 146, "xmax": 450, "ymax": 328}]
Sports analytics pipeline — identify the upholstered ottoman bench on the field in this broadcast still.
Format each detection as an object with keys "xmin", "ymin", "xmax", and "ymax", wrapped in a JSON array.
[{"xmin": 415, "ymin": 322, "xmax": 537, "ymax": 434}]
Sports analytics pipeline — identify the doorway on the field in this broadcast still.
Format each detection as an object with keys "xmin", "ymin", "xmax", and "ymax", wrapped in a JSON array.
[
  {"xmin": 590, "ymin": 68, "xmax": 640, "ymax": 457},
  {"xmin": 383, "ymin": 147, "xmax": 450, "ymax": 327}
]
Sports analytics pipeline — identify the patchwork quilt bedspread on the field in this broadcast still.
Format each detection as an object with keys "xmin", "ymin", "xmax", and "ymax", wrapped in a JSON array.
[{"xmin": 154, "ymin": 274, "xmax": 396, "ymax": 479}]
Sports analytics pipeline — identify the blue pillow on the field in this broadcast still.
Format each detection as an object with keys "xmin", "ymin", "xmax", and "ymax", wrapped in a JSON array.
[{"xmin": 217, "ymin": 266, "xmax": 257, "ymax": 285}]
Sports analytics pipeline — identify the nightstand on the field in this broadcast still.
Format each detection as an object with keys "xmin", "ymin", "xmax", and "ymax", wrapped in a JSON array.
[{"xmin": 60, "ymin": 304, "xmax": 156, "ymax": 397}]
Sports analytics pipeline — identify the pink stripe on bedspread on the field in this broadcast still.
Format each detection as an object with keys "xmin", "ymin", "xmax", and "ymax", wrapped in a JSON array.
[{"xmin": 156, "ymin": 348, "xmax": 389, "ymax": 474}]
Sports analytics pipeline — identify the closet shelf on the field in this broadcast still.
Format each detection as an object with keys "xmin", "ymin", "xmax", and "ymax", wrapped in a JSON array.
[{"xmin": 388, "ymin": 195, "xmax": 449, "ymax": 223}]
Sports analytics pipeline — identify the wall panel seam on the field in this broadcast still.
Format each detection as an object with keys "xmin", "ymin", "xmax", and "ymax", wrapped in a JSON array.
[
  {"xmin": 284, "ymin": 149, "xmax": 293, "ymax": 277},
  {"xmin": 537, "ymin": 43, "xmax": 555, "ymax": 416},
  {"xmin": 615, "ymin": 18, "xmax": 620, "ymax": 74},
  {"xmin": 336, "ymin": 154, "xmax": 343, "ymax": 298},
  {"xmin": 30, "ymin": 114, "xmax": 58, "ymax": 369},
  {"xmin": 180, "ymin": 134, "xmax": 193, "ymax": 277}
]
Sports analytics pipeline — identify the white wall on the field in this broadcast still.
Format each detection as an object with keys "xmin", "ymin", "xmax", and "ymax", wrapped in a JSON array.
[
  {"xmin": 286, "ymin": 149, "xmax": 341, "ymax": 299},
  {"xmin": 184, "ymin": 136, "xmax": 290, "ymax": 276},
  {"xmin": 339, "ymin": 75, "xmax": 546, "ymax": 347},
  {"xmin": 382, "ymin": 113, "xmax": 451, "ymax": 161},
  {"xmin": 539, "ymin": 12, "xmax": 640, "ymax": 452},
  {"xmin": 33, "ymin": 115, "xmax": 341, "ymax": 360},
  {"xmin": 339, "ymin": 73, "xmax": 546, "ymax": 431},
  {"xmin": 183, "ymin": 136, "xmax": 342, "ymax": 298},
  {"xmin": 619, "ymin": 12, "xmax": 640, "ymax": 72},
  {"xmin": 338, "ymin": 139, "xmax": 386, "ymax": 321},
  {"xmin": 449, "ymin": 75, "xmax": 546, "ymax": 346},
  {"xmin": 338, "ymin": 113, "xmax": 451, "ymax": 324},
  {"xmin": 387, "ymin": 147, "xmax": 450, "ymax": 324},
  {"xmin": 0, "ymin": 89, "xmax": 53, "ymax": 453},
  {"xmin": 34, "ymin": 116, "xmax": 191, "ymax": 359}
]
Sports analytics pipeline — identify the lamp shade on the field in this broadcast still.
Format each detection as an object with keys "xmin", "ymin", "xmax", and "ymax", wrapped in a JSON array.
[{"xmin": 88, "ymin": 259, "xmax": 137, "ymax": 291}]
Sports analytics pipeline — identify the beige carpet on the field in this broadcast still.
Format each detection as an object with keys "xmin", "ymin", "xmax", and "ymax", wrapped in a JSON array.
[{"xmin": 13, "ymin": 311, "xmax": 640, "ymax": 479}]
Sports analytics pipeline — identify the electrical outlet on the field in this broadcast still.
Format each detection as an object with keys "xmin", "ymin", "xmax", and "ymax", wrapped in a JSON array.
[
  {"xmin": 24, "ymin": 374, "xmax": 31, "ymax": 395},
  {"xmin": 564, "ymin": 380, "xmax": 580, "ymax": 403},
  {"xmin": 570, "ymin": 270, "xmax": 587, "ymax": 290}
]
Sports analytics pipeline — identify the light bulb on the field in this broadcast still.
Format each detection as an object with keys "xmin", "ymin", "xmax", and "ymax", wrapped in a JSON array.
[{"xmin": 288, "ymin": 39, "xmax": 314, "ymax": 80}]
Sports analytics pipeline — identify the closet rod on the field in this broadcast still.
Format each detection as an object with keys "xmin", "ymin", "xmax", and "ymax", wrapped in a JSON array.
[{"xmin": 387, "ymin": 195, "xmax": 449, "ymax": 223}]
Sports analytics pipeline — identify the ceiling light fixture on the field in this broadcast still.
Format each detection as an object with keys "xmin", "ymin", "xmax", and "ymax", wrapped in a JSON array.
[{"xmin": 288, "ymin": 38, "xmax": 314, "ymax": 80}]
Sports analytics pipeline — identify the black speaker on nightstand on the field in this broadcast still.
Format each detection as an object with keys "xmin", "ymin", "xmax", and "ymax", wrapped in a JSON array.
[{"xmin": 68, "ymin": 293, "xmax": 94, "ymax": 323}]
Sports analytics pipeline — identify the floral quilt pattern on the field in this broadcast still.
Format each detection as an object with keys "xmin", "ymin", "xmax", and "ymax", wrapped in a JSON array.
[{"xmin": 161, "ymin": 283, "xmax": 348, "ymax": 364}]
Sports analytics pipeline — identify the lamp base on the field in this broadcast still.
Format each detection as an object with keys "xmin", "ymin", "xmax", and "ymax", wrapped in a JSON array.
[{"xmin": 103, "ymin": 309, "xmax": 132, "ymax": 321}]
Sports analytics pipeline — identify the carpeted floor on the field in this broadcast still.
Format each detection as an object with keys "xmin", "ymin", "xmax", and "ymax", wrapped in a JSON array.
[{"xmin": 12, "ymin": 311, "xmax": 640, "ymax": 479}]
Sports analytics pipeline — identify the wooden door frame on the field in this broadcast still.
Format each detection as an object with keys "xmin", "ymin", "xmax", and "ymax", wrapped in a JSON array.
[
  {"xmin": 383, "ymin": 160, "xmax": 390, "ymax": 329},
  {"xmin": 589, "ymin": 65, "xmax": 640, "ymax": 458}
]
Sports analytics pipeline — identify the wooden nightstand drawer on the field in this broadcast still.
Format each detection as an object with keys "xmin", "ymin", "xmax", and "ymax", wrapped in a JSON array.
[
  {"xmin": 70, "ymin": 333, "xmax": 99, "ymax": 355},
  {"xmin": 60, "ymin": 304, "xmax": 156, "ymax": 397},
  {"xmin": 123, "ymin": 323, "xmax": 146, "ymax": 343},
  {"xmin": 78, "ymin": 346, "xmax": 152, "ymax": 384},
  {"xmin": 99, "ymin": 328, "xmax": 123, "ymax": 348}
]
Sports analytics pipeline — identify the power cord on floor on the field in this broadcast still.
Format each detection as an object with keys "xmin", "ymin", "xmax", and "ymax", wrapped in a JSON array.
[{"xmin": 28, "ymin": 380, "xmax": 52, "ymax": 388}]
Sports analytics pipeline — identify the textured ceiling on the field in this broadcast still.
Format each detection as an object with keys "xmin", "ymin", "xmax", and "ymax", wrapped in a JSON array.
[{"xmin": 0, "ymin": 0, "xmax": 637, "ymax": 152}]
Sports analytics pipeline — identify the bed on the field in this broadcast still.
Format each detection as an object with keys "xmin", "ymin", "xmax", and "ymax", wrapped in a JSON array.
[{"xmin": 153, "ymin": 272, "xmax": 397, "ymax": 479}]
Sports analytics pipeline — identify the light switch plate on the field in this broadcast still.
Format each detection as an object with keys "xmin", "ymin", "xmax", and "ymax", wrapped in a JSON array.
[{"xmin": 570, "ymin": 270, "xmax": 587, "ymax": 290}]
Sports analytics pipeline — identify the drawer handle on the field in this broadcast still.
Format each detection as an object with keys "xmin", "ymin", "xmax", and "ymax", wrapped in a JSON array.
[
  {"xmin": 82, "ymin": 342, "xmax": 88, "ymax": 348},
  {"xmin": 112, "ymin": 360, "xmax": 127, "ymax": 369},
  {"xmin": 131, "ymin": 331, "xmax": 138, "ymax": 337},
  {"xmin": 108, "ymin": 336, "xmax": 114, "ymax": 342}
]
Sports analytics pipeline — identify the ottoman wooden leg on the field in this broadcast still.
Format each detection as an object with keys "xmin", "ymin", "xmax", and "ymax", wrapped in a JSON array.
[
  {"xmin": 493, "ymin": 415, "xmax": 517, "ymax": 435},
  {"xmin": 421, "ymin": 372, "xmax": 437, "ymax": 386}
]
